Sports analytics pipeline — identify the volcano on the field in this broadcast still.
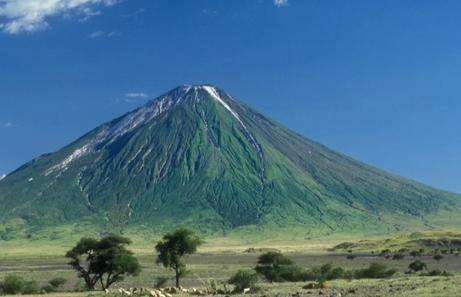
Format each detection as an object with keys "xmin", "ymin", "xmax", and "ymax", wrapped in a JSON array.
[{"xmin": 0, "ymin": 85, "xmax": 459, "ymax": 236}]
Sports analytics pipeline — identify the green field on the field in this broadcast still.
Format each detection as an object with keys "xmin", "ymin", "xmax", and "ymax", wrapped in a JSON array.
[{"xmin": 1, "ymin": 231, "xmax": 460, "ymax": 297}]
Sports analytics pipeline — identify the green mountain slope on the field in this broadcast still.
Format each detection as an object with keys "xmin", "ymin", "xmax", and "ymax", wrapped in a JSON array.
[{"xmin": 0, "ymin": 85, "xmax": 459, "ymax": 238}]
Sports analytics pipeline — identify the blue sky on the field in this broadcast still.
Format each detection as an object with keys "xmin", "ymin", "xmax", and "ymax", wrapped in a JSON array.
[{"xmin": 0, "ymin": 0, "xmax": 460, "ymax": 193}]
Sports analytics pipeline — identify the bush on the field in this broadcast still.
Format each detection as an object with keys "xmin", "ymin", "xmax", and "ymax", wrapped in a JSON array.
[
  {"xmin": 380, "ymin": 249, "xmax": 391, "ymax": 256},
  {"xmin": 21, "ymin": 280, "xmax": 40, "ymax": 295},
  {"xmin": 354, "ymin": 263, "xmax": 396, "ymax": 279},
  {"xmin": 1, "ymin": 274, "xmax": 25, "ymax": 294},
  {"xmin": 228, "ymin": 270, "xmax": 259, "ymax": 293},
  {"xmin": 154, "ymin": 276, "xmax": 169, "ymax": 288},
  {"xmin": 392, "ymin": 253, "xmax": 405, "ymax": 260},
  {"xmin": 304, "ymin": 264, "xmax": 350, "ymax": 282},
  {"xmin": 408, "ymin": 260, "xmax": 427, "ymax": 273},
  {"xmin": 49, "ymin": 277, "xmax": 67, "ymax": 289},
  {"xmin": 433, "ymin": 254, "xmax": 443, "ymax": 261},
  {"xmin": 41, "ymin": 284, "xmax": 56, "ymax": 293},
  {"xmin": 277, "ymin": 264, "xmax": 307, "ymax": 282},
  {"xmin": 327, "ymin": 267, "xmax": 347, "ymax": 280},
  {"xmin": 0, "ymin": 275, "xmax": 40, "ymax": 295}
]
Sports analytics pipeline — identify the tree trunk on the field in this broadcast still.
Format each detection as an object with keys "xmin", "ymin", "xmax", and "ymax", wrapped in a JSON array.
[{"xmin": 175, "ymin": 266, "xmax": 180, "ymax": 288}]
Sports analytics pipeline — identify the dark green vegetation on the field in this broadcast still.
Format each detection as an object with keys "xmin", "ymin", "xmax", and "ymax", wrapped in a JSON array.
[
  {"xmin": 155, "ymin": 228, "xmax": 202, "ymax": 287},
  {"xmin": 253, "ymin": 252, "xmax": 396, "ymax": 284},
  {"xmin": 228, "ymin": 270, "xmax": 259, "ymax": 293},
  {"xmin": 0, "ymin": 274, "xmax": 67, "ymax": 295},
  {"xmin": 255, "ymin": 252, "xmax": 304, "ymax": 282},
  {"xmin": 0, "ymin": 85, "xmax": 460, "ymax": 240},
  {"xmin": 408, "ymin": 260, "xmax": 427, "ymax": 273},
  {"xmin": 65, "ymin": 235, "xmax": 140, "ymax": 290}
]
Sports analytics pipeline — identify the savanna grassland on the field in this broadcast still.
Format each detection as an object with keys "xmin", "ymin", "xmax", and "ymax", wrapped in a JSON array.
[{"xmin": 1, "ymin": 231, "xmax": 461, "ymax": 297}]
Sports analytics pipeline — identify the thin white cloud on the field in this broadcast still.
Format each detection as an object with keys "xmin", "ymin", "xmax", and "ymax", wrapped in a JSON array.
[
  {"xmin": 274, "ymin": 0, "xmax": 289, "ymax": 7},
  {"xmin": 0, "ymin": 122, "xmax": 13, "ymax": 128},
  {"xmin": 115, "ymin": 92, "xmax": 149, "ymax": 104},
  {"xmin": 0, "ymin": 0, "xmax": 119, "ymax": 34},
  {"xmin": 89, "ymin": 30, "xmax": 119, "ymax": 38},
  {"xmin": 122, "ymin": 7, "xmax": 145, "ymax": 18},
  {"xmin": 201, "ymin": 9, "xmax": 218, "ymax": 16},
  {"xmin": 125, "ymin": 92, "xmax": 148, "ymax": 98}
]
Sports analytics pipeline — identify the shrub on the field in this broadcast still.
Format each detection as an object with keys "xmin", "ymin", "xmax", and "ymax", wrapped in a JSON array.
[
  {"xmin": 433, "ymin": 254, "xmax": 443, "ymax": 261},
  {"xmin": 392, "ymin": 253, "xmax": 405, "ymax": 260},
  {"xmin": 327, "ymin": 267, "xmax": 347, "ymax": 280},
  {"xmin": 41, "ymin": 284, "xmax": 56, "ymax": 293},
  {"xmin": 1, "ymin": 274, "xmax": 25, "ymax": 294},
  {"xmin": 410, "ymin": 250, "xmax": 421, "ymax": 258},
  {"xmin": 154, "ymin": 276, "xmax": 169, "ymax": 288},
  {"xmin": 0, "ymin": 275, "xmax": 40, "ymax": 295},
  {"xmin": 49, "ymin": 277, "xmax": 67, "ymax": 289},
  {"xmin": 354, "ymin": 263, "xmax": 396, "ymax": 279},
  {"xmin": 408, "ymin": 260, "xmax": 427, "ymax": 273},
  {"xmin": 304, "ymin": 264, "xmax": 349, "ymax": 282},
  {"xmin": 276, "ymin": 264, "xmax": 306, "ymax": 282},
  {"xmin": 228, "ymin": 270, "xmax": 259, "ymax": 293},
  {"xmin": 22, "ymin": 280, "xmax": 40, "ymax": 295}
]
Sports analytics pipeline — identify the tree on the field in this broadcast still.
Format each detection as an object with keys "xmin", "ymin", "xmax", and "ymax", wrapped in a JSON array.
[
  {"xmin": 65, "ymin": 238, "xmax": 100, "ymax": 290},
  {"xmin": 255, "ymin": 252, "xmax": 301, "ymax": 282},
  {"xmin": 66, "ymin": 235, "xmax": 141, "ymax": 290},
  {"xmin": 408, "ymin": 260, "xmax": 427, "ymax": 273},
  {"xmin": 155, "ymin": 228, "xmax": 203, "ymax": 288}
]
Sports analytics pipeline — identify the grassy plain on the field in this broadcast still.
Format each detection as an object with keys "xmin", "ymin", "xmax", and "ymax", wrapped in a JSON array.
[{"xmin": 1, "ymin": 230, "xmax": 460, "ymax": 296}]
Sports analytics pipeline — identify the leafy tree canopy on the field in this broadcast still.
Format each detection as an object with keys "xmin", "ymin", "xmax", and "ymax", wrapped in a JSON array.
[
  {"xmin": 155, "ymin": 228, "xmax": 203, "ymax": 287},
  {"xmin": 66, "ymin": 235, "xmax": 140, "ymax": 290}
]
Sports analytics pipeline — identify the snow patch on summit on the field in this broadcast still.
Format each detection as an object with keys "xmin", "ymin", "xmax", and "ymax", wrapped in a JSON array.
[
  {"xmin": 202, "ymin": 86, "xmax": 263, "ymax": 158},
  {"xmin": 202, "ymin": 86, "xmax": 245, "ymax": 126}
]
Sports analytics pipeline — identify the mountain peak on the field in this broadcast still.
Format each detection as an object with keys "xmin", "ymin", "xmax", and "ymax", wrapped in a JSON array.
[
  {"xmin": 1, "ymin": 85, "xmax": 459, "ymax": 236},
  {"xmin": 44, "ymin": 85, "xmax": 240, "ymax": 176},
  {"xmin": 150, "ymin": 84, "xmax": 224, "ymax": 105}
]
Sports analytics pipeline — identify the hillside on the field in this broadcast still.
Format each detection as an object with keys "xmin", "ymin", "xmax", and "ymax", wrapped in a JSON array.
[{"xmin": 0, "ymin": 85, "xmax": 459, "ymax": 240}]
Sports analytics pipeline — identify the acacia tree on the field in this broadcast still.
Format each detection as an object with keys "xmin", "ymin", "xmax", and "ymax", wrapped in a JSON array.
[
  {"xmin": 255, "ymin": 251, "xmax": 295, "ymax": 282},
  {"xmin": 155, "ymin": 228, "xmax": 203, "ymax": 288},
  {"xmin": 65, "ymin": 237, "xmax": 100, "ymax": 290},
  {"xmin": 66, "ymin": 235, "xmax": 141, "ymax": 290}
]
